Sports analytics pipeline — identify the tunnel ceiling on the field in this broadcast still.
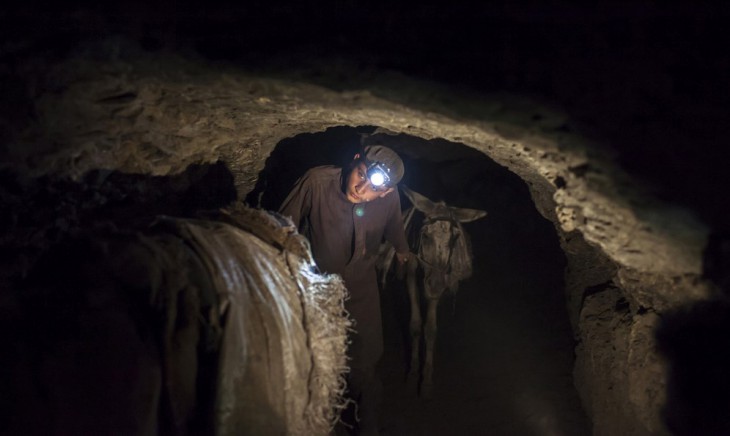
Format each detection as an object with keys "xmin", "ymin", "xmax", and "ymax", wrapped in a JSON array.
[{"xmin": 0, "ymin": 42, "xmax": 713, "ymax": 312}]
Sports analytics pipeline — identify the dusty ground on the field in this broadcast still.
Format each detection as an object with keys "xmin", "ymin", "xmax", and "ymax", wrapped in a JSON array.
[{"xmin": 377, "ymin": 173, "xmax": 591, "ymax": 436}]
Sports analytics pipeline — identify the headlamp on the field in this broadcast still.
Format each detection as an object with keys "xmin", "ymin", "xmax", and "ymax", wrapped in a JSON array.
[{"xmin": 366, "ymin": 162, "xmax": 391, "ymax": 188}]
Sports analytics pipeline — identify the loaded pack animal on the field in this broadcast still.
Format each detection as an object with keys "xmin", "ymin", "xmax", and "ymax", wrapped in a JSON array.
[
  {"xmin": 6, "ymin": 206, "xmax": 349, "ymax": 436},
  {"xmin": 380, "ymin": 186, "xmax": 487, "ymax": 397}
]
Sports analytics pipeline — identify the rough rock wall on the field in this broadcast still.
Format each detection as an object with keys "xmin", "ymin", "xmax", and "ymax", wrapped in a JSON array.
[
  {"xmin": 574, "ymin": 285, "xmax": 667, "ymax": 435},
  {"xmin": 1, "ymin": 46, "xmax": 720, "ymax": 434}
]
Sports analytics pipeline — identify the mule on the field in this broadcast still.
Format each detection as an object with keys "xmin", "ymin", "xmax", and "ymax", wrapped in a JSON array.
[{"xmin": 381, "ymin": 186, "xmax": 487, "ymax": 398}]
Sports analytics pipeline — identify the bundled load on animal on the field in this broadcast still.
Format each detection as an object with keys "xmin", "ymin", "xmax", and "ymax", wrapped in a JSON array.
[{"xmin": 6, "ymin": 205, "xmax": 350, "ymax": 436}]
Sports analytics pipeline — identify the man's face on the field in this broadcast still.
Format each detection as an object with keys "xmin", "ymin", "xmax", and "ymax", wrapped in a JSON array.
[{"xmin": 345, "ymin": 163, "xmax": 394, "ymax": 204}]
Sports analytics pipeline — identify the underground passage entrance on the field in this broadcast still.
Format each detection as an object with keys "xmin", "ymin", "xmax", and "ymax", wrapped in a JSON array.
[
  {"xmin": 1, "ymin": 35, "xmax": 720, "ymax": 433},
  {"xmin": 248, "ymin": 126, "xmax": 591, "ymax": 435},
  {"xmin": 0, "ymin": 125, "xmax": 591, "ymax": 435},
  {"xmin": 3, "ymin": 0, "xmax": 729, "ymax": 431}
]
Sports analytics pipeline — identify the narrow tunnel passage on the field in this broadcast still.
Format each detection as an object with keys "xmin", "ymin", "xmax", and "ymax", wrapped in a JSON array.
[
  {"xmin": 1, "ymin": 2, "xmax": 727, "ymax": 432},
  {"xmin": 0, "ymin": 124, "xmax": 592, "ymax": 435},
  {"xmin": 249, "ymin": 126, "xmax": 591, "ymax": 435}
]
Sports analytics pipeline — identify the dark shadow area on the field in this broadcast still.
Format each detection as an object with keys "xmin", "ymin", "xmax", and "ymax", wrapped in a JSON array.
[
  {"xmin": 247, "ymin": 126, "xmax": 589, "ymax": 434},
  {"xmin": 663, "ymin": 235, "xmax": 730, "ymax": 435},
  {"xmin": 702, "ymin": 231, "xmax": 730, "ymax": 297},
  {"xmin": 656, "ymin": 298, "xmax": 730, "ymax": 436},
  {"xmin": 0, "ymin": 228, "xmax": 219, "ymax": 435},
  {"xmin": 0, "ymin": 161, "xmax": 237, "ymax": 285}
]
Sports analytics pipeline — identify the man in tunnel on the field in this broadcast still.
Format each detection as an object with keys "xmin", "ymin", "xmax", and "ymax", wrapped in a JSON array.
[{"xmin": 280, "ymin": 145, "xmax": 411, "ymax": 435}]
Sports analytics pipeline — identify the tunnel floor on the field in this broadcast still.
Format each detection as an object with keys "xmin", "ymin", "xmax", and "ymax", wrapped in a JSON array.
[{"xmin": 376, "ymin": 199, "xmax": 590, "ymax": 436}]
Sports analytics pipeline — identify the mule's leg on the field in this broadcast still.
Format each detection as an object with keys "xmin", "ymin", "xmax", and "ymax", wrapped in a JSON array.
[
  {"xmin": 421, "ymin": 295, "xmax": 439, "ymax": 399},
  {"xmin": 405, "ymin": 256, "xmax": 421, "ymax": 391}
]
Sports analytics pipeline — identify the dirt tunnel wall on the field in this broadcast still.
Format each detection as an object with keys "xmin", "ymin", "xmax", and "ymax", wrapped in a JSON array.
[{"xmin": 0, "ymin": 46, "xmax": 722, "ymax": 435}]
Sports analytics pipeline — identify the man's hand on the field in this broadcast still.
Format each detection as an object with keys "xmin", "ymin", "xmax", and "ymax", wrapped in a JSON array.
[
  {"xmin": 395, "ymin": 251, "xmax": 413, "ymax": 280},
  {"xmin": 395, "ymin": 251, "xmax": 412, "ymax": 265}
]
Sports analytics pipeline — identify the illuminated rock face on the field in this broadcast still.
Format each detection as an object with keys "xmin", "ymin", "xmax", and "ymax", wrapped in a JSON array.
[{"xmin": 0, "ymin": 41, "xmax": 721, "ymax": 435}]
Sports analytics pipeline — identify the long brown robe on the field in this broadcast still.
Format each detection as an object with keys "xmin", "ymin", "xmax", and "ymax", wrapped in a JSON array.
[{"xmin": 279, "ymin": 165, "xmax": 408, "ymax": 368}]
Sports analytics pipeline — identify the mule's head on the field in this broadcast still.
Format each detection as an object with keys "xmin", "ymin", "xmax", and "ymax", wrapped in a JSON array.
[
  {"xmin": 419, "ymin": 217, "xmax": 464, "ymax": 294},
  {"xmin": 402, "ymin": 186, "xmax": 487, "ymax": 296}
]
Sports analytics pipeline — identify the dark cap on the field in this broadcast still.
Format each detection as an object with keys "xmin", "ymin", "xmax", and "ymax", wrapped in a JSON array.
[{"xmin": 364, "ymin": 145, "xmax": 405, "ymax": 186}]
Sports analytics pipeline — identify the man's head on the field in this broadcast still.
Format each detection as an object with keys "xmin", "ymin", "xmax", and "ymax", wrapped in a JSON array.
[{"xmin": 344, "ymin": 145, "xmax": 404, "ymax": 204}]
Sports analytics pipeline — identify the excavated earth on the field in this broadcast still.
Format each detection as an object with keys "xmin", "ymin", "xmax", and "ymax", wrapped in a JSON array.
[{"xmin": 2, "ymin": 3, "xmax": 729, "ymax": 435}]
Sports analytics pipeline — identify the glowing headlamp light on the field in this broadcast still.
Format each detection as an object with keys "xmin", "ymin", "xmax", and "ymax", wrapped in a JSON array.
[{"xmin": 366, "ymin": 162, "xmax": 391, "ymax": 188}]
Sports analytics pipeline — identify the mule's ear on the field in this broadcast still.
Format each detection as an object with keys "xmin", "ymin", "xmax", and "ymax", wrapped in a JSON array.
[
  {"xmin": 401, "ymin": 185, "xmax": 439, "ymax": 215},
  {"xmin": 450, "ymin": 206, "xmax": 487, "ymax": 223}
]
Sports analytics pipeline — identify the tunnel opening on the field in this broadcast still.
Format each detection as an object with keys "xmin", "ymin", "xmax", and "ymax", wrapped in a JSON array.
[
  {"xmin": 0, "ymin": 5, "xmax": 725, "ymax": 430},
  {"xmin": 248, "ymin": 125, "xmax": 590, "ymax": 435}
]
